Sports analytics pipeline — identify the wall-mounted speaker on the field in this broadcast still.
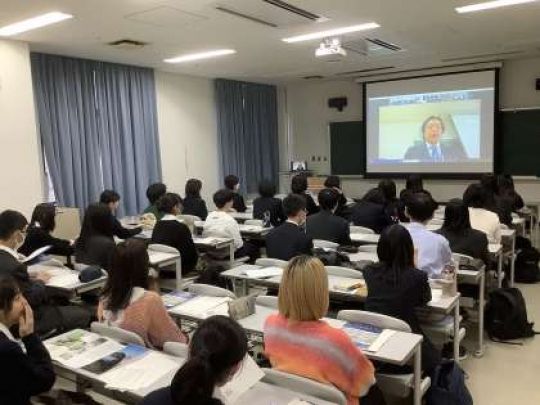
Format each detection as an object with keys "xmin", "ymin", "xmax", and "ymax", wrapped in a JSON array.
[{"xmin": 328, "ymin": 97, "xmax": 348, "ymax": 112}]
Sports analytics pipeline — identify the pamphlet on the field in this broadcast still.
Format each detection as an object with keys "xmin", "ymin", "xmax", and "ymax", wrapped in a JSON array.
[
  {"xmin": 342, "ymin": 323, "xmax": 396, "ymax": 352},
  {"xmin": 162, "ymin": 291, "xmax": 196, "ymax": 309}
]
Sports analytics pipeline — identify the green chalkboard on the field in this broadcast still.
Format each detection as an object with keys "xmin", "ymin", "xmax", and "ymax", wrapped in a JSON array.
[
  {"xmin": 330, "ymin": 121, "xmax": 365, "ymax": 175},
  {"xmin": 500, "ymin": 110, "xmax": 540, "ymax": 175}
]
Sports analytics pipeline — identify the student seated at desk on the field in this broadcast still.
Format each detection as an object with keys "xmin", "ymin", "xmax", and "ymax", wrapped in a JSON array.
[
  {"xmin": 142, "ymin": 316, "xmax": 248, "ymax": 405},
  {"xmin": 224, "ymin": 174, "xmax": 247, "ymax": 213},
  {"xmin": 497, "ymin": 174, "xmax": 524, "ymax": 212},
  {"xmin": 19, "ymin": 203, "xmax": 74, "ymax": 257},
  {"xmin": 0, "ymin": 276, "xmax": 55, "ymax": 405},
  {"xmin": 404, "ymin": 193, "xmax": 452, "ymax": 278},
  {"xmin": 75, "ymin": 203, "xmax": 116, "ymax": 270},
  {"xmin": 378, "ymin": 179, "xmax": 401, "ymax": 223},
  {"xmin": 263, "ymin": 256, "xmax": 377, "ymax": 405},
  {"xmin": 291, "ymin": 173, "xmax": 319, "ymax": 216},
  {"xmin": 437, "ymin": 199, "xmax": 489, "ymax": 265},
  {"xmin": 143, "ymin": 182, "xmax": 167, "ymax": 220},
  {"xmin": 98, "ymin": 239, "xmax": 187, "ymax": 349},
  {"xmin": 324, "ymin": 175, "xmax": 349, "ymax": 219},
  {"xmin": 151, "ymin": 193, "xmax": 198, "ymax": 275},
  {"xmin": 203, "ymin": 189, "xmax": 259, "ymax": 262},
  {"xmin": 100, "ymin": 189, "xmax": 141, "ymax": 240},
  {"xmin": 0, "ymin": 210, "xmax": 90, "ymax": 336},
  {"xmin": 463, "ymin": 183, "xmax": 501, "ymax": 244},
  {"xmin": 182, "ymin": 178, "xmax": 208, "ymax": 220},
  {"xmin": 350, "ymin": 188, "xmax": 393, "ymax": 234},
  {"xmin": 306, "ymin": 188, "xmax": 352, "ymax": 245},
  {"xmin": 481, "ymin": 174, "xmax": 513, "ymax": 227},
  {"xmin": 265, "ymin": 194, "xmax": 313, "ymax": 261},
  {"xmin": 399, "ymin": 175, "xmax": 432, "ymax": 223},
  {"xmin": 253, "ymin": 179, "xmax": 285, "ymax": 227},
  {"xmin": 363, "ymin": 225, "xmax": 440, "ymax": 373}
]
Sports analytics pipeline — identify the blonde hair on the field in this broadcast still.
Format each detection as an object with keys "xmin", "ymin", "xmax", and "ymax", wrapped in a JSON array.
[{"xmin": 278, "ymin": 255, "xmax": 329, "ymax": 321}]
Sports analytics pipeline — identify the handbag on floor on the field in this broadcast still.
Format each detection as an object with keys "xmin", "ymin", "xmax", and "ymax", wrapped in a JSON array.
[{"xmin": 425, "ymin": 360, "xmax": 473, "ymax": 405}]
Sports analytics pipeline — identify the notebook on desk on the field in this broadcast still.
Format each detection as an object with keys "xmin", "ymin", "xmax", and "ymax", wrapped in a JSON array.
[{"xmin": 342, "ymin": 323, "xmax": 396, "ymax": 352}]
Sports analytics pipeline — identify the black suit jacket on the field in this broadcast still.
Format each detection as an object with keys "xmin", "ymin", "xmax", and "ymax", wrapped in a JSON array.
[
  {"xmin": 111, "ymin": 215, "xmax": 141, "ymax": 240},
  {"xmin": 437, "ymin": 228, "xmax": 490, "ymax": 265},
  {"xmin": 151, "ymin": 220, "xmax": 198, "ymax": 274},
  {"xmin": 142, "ymin": 387, "xmax": 223, "ymax": 405},
  {"xmin": 266, "ymin": 222, "xmax": 313, "ymax": 261},
  {"xmin": 293, "ymin": 192, "xmax": 319, "ymax": 216},
  {"xmin": 19, "ymin": 226, "xmax": 74, "ymax": 257},
  {"xmin": 182, "ymin": 196, "xmax": 208, "ymax": 220},
  {"xmin": 404, "ymin": 141, "xmax": 467, "ymax": 161},
  {"xmin": 75, "ymin": 235, "xmax": 116, "ymax": 270},
  {"xmin": 232, "ymin": 193, "xmax": 247, "ymax": 213},
  {"xmin": 306, "ymin": 210, "xmax": 352, "ymax": 245},
  {"xmin": 253, "ymin": 197, "xmax": 285, "ymax": 227},
  {"xmin": 0, "ymin": 251, "xmax": 47, "ymax": 308},
  {"xmin": 0, "ymin": 332, "xmax": 55, "ymax": 405},
  {"xmin": 350, "ymin": 201, "xmax": 393, "ymax": 234},
  {"xmin": 363, "ymin": 263, "xmax": 431, "ymax": 334}
]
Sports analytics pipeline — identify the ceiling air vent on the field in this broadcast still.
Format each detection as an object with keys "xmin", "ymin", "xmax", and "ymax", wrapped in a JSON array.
[
  {"xmin": 365, "ymin": 38, "xmax": 403, "ymax": 52},
  {"xmin": 262, "ymin": 0, "xmax": 324, "ymax": 21},
  {"xmin": 303, "ymin": 75, "xmax": 324, "ymax": 80},
  {"xmin": 107, "ymin": 39, "xmax": 148, "ymax": 50},
  {"xmin": 215, "ymin": 6, "xmax": 277, "ymax": 27}
]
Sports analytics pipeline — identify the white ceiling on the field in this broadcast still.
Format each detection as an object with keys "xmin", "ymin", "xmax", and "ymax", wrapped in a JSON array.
[{"xmin": 1, "ymin": 0, "xmax": 540, "ymax": 83}]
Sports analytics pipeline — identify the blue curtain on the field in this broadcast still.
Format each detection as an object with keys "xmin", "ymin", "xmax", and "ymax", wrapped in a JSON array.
[
  {"xmin": 31, "ymin": 53, "xmax": 162, "ymax": 215},
  {"xmin": 215, "ymin": 79, "xmax": 279, "ymax": 194}
]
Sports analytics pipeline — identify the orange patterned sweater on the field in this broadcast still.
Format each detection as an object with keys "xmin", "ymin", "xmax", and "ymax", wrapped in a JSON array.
[{"xmin": 264, "ymin": 314, "xmax": 375, "ymax": 405}]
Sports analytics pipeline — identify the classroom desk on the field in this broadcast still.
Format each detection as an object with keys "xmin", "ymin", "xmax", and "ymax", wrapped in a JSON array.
[
  {"xmin": 230, "ymin": 212, "xmax": 254, "ymax": 222},
  {"xmin": 350, "ymin": 233, "xmax": 380, "ymax": 244},
  {"xmin": 193, "ymin": 236, "xmax": 236, "ymax": 268},
  {"xmin": 169, "ymin": 301, "xmax": 425, "ymax": 405},
  {"xmin": 148, "ymin": 249, "xmax": 182, "ymax": 290},
  {"xmin": 221, "ymin": 265, "xmax": 460, "ymax": 363},
  {"xmin": 194, "ymin": 221, "xmax": 271, "ymax": 241}
]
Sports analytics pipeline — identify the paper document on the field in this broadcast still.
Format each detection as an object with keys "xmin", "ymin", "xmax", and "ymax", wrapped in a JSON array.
[
  {"xmin": 162, "ymin": 291, "xmax": 196, "ymax": 309},
  {"xmin": 333, "ymin": 279, "xmax": 365, "ymax": 292},
  {"xmin": 45, "ymin": 330, "xmax": 124, "ymax": 369},
  {"xmin": 22, "ymin": 245, "xmax": 52, "ymax": 263},
  {"xmin": 48, "ymin": 272, "xmax": 80, "ymax": 288},
  {"xmin": 169, "ymin": 296, "xmax": 232, "ymax": 318},
  {"xmin": 244, "ymin": 266, "xmax": 283, "ymax": 279},
  {"xmin": 148, "ymin": 251, "xmax": 178, "ymax": 264},
  {"xmin": 348, "ymin": 252, "xmax": 378, "ymax": 263},
  {"xmin": 239, "ymin": 225, "xmax": 263, "ymax": 233},
  {"xmin": 100, "ymin": 351, "xmax": 180, "ymax": 392},
  {"xmin": 430, "ymin": 288, "xmax": 443, "ymax": 302},
  {"xmin": 218, "ymin": 355, "xmax": 264, "ymax": 404},
  {"xmin": 342, "ymin": 323, "xmax": 396, "ymax": 353},
  {"xmin": 194, "ymin": 237, "xmax": 230, "ymax": 245}
]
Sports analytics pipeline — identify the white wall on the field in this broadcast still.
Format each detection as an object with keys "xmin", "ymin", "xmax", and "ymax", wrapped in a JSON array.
[
  {"xmin": 281, "ymin": 57, "xmax": 540, "ymax": 201},
  {"xmin": 155, "ymin": 71, "xmax": 220, "ymax": 208},
  {"xmin": 0, "ymin": 40, "xmax": 44, "ymax": 217}
]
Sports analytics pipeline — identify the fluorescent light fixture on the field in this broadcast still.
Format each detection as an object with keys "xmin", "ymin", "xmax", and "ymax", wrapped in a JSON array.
[
  {"xmin": 456, "ymin": 0, "xmax": 537, "ymax": 13},
  {"xmin": 164, "ymin": 49, "xmax": 236, "ymax": 63},
  {"xmin": 0, "ymin": 12, "xmax": 73, "ymax": 36},
  {"xmin": 282, "ymin": 22, "xmax": 380, "ymax": 43}
]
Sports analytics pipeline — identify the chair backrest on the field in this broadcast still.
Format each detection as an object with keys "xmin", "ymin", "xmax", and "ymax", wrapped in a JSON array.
[
  {"xmin": 313, "ymin": 239, "xmax": 339, "ymax": 249},
  {"xmin": 349, "ymin": 226, "xmax": 375, "ymax": 235},
  {"xmin": 177, "ymin": 215, "xmax": 201, "ymax": 232},
  {"xmin": 326, "ymin": 266, "xmax": 364, "ymax": 279},
  {"xmin": 91, "ymin": 322, "xmax": 146, "ymax": 346},
  {"xmin": 244, "ymin": 219, "xmax": 264, "ymax": 227},
  {"xmin": 337, "ymin": 310, "xmax": 411, "ymax": 332},
  {"xmin": 163, "ymin": 341, "xmax": 189, "ymax": 358},
  {"xmin": 255, "ymin": 295, "xmax": 279, "ymax": 309},
  {"xmin": 188, "ymin": 283, "xmax": 236, "ymax": 299},
  {"xmin": 255, "ymin": 258, "xmax": 288, "ymax": 268},
  {"xmin": 148, "ymin": 243, "xmax": 180, "ymax": 254},
  {"xmin": 428, "ymin": 218, "xmax": 444, "ymax": 226},
  {"xmin": 357, "ymin": 245, "xmax": 378, "ymax": 253},
  {"xmin": 451, "ymin": 253, "xmax": 478, "ymax": 268},
  {"xmin": 500, "ymin": 223, "xmax": 509, "ymax": 230},
  {"xmin": 52, "ymin": 207, "xmax": 81, "ymax": 241},
  {"xmin": 262, "ymin": 368, "xmax": 347, "ymax": 405}
]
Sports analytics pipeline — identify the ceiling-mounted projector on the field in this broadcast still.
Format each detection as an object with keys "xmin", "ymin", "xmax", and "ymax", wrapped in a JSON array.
[{"xmin": 315, "ymin": 38, "xmax": 347, "ymax": 61}]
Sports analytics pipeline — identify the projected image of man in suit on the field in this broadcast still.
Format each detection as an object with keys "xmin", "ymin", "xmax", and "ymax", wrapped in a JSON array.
[{"xmin": 404, "ymin": 116, "xmax": 467, "ymax": 162}]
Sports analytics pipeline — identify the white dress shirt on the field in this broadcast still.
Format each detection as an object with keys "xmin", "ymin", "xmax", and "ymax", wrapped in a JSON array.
[
  {"xmin": 203, "ymin": 211, "xmax": 243, "ymax": 250},
  {"xmin": 405, "ymin": 222, "xmax": 452, "ymax": 278},
  {"xmin": 468, "ymin": 208, "xmax": 501, "ymax": 244},
  {"xmin": 0, "ymin": 322, "xmax": 17, "ymax": 342}
]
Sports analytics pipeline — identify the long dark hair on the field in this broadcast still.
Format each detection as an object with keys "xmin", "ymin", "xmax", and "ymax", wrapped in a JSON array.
[
  {"xmin": 376, "ymin": 224, "xmax": 415, "ymax": 285},
  {"xmin": 76, "ymin": 203, "xmax": 113, "ymax": 251},
  {"xmin": 171, "ymin": 316, "xmax": 248, "ymax": 405},
  {"xmin": 441, "ymin": 199, "xmax": 471, "ymax": 235},
  {"xmin": 101, "ymin": 239, "xmax": 149, "ymax": 313},
  {"xmin": 30, "ymin": 203, "xmax": 56, "ymax": 233}
]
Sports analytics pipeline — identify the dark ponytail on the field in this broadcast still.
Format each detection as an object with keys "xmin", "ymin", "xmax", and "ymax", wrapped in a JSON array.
[{"xmin": 171, "ymin": 316, "xmax": 248, "ymax": 405}]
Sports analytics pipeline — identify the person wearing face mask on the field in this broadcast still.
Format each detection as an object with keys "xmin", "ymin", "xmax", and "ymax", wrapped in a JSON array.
[
  {"xmin": 0, "ymin": 276, "xmax": 56, "ymax": 404},
  {"xmin": 404, "ymin": 116, "xmax": 467, "ymax": 162},
  {"xmin": 224, "ymin": 175, "xmax": 247, "ymax": 213},
  {"xmin": 266, "ymin": 194, "xmax": 313, "ymax": 261},
  {"xmin": 0, "ymin": 210, "xmax": 91, "ymax": 336}
]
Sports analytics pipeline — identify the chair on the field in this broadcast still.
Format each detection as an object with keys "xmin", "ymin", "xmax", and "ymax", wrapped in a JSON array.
[
  {"xmin": 188, "ymin": 283, "xmax": 236, "ymax": 299},
  {"xmin": 428, "ymin": 218, "xmax": 444, "ymax": 226},
  {"xmin": 313, "ymin": 239, "xmax": 339, "ymax": 249},
  {"xmin": 325, "ymin": 266, "xmax": 364, "ymax": 279},
  {"xmin": 52, "ymin": 207, "xmax": 81, "ymax": 241},
  {"xmin": 349, "ymin": 226, "xmax": 375, "ymax": 234},
  {"xmin": 148, "ymin": 244, "xmax": 183, "ymax": 291},
  {"xmin": 336, "ymin": 311, "xmax": 431, "ymax": 398},
  {"xmin": 261, "ymin": 368, "xmax": 347, "ymax": 405},
  {"xmin": 357, "ymin": 245, "xmax": 378, "ymax": 253},
  {"xmin": 244, "ymin": 219, "xmax": 264, "ymax": 227},
  {"xmin": 91, "ymin": 322, "xmax": 145, "ymax": 346},
  {"xmin": 255, "ymin": 258, "xmax": 288, "ymax": 268},
  {"xmin": 177, "ymin": 215, "xmax": 201, "ymax": 233},
  {"xmin": 255, "ymin": 295, "xmax": 279, "ymax": 309},
  {"xmin": 163, "ymin": 341, "xmax": 189, "ymax": 358},
  {"xmin": 452, "ymin": 253, "xmax": 476, "ymax": 267}
]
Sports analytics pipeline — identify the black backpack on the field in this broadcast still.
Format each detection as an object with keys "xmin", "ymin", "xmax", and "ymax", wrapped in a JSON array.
[
  {"xmin": 485, "ymin": 288, "xmax": 538, "ymax": 342},
  {"xmin": 426, "ymin": 360, "xmax": 473, "ymax": 405},
  {"xmin": 515, "ymin": 246, "xmax": 540, "ymax": 283}
]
